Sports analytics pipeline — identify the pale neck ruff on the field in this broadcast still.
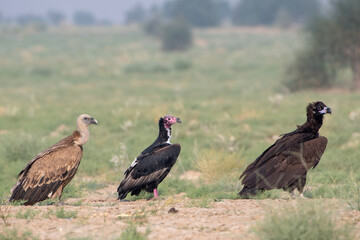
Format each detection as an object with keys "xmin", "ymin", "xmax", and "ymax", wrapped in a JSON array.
[
  {"xmin": 75, "ymin": 122, "xmax": 90, "ymax": 145},
  {"xmin": 165, "ymin": 127, "xmax": 172, "ymax": 144}
]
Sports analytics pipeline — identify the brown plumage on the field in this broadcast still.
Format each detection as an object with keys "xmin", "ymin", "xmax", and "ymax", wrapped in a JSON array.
[
  {"xmin": 9, "ymin": 114, "xmax": 97, "ymax": 205},
  {"xmin": 238, "ymin": 101, "xmax": 331, "ymax": 197}
]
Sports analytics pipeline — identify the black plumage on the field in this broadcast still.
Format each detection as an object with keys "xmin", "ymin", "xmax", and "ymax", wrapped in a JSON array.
[
  {"xmin": 117, "ymin": 115, "xmax": 181, "ymax": 200},
  {"xmin": 238, "ymin": 101, "xmax": 331, "ymax": 197}
]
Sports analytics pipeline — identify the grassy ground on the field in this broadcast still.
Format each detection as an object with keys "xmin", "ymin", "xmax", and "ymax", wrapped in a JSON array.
[{"xmin": 0, "ymin": 26, "xmax": 359, "ymax": 238}]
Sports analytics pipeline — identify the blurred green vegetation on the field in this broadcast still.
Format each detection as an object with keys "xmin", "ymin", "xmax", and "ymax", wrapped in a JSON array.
[
  {"xmin": 0, "ymin": 27, "xmax": 359, "ymax": 203},
  {"xmin": 286, "ymin": 0, "xmax": 360, "ymax": 91}
]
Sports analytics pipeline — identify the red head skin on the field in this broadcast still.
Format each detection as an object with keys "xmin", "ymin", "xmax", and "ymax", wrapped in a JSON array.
[{"xmin": 163, "ymin": 116, "xmax": 181, "ymax": 129}]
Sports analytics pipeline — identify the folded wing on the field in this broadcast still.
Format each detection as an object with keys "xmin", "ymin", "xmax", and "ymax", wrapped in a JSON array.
[
  {"xmin": 118, "ymin": 144, "xmax": 180, "ymax": 199},
  {"xmin": 10, "ymin": 135, "xmax": 83, "ymax": 205}
]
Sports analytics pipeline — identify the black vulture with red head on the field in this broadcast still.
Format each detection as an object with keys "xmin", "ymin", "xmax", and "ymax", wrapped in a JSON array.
[
  {"xmin": 238, "ymin": 101, "xmax": 331, "ymax": 198},
  {"xmin": 117, "ymin": 115, "xmax": 181, "ymax": 200}
]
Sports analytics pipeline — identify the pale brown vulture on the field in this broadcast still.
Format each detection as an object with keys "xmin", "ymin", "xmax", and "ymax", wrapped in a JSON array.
[
  {"xmin": 117, "ymin": 115, "xmax": 181, "ymax": 200},
  {"xmin": 238, "ymin": 101, "xmax": 331, "ymax": 197},
  {"xmin": 9, "ymin": 114, "xmax": 97, "ymax": 205}
]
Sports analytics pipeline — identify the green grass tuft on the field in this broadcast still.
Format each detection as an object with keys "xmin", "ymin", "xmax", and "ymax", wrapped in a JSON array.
[
  {"xmin": 55, "ymin": 207, "xmax": 78, "ymax": 219},
  {"xmin": 8, "ymin": 199, "xmax": 28, "ymax": 206},
  {"xmin": 37, "ymin": 199, "xmax": 57, "ymax": 206},
  {"xmin": 44, "ymin": 207, "xmax": 77, "ymax": 219},
  {"xmin": 70, "ymin": 200, "xmax": 83, "ymax": 206},
  {"xmin": 80, "ymin": 181, "xmax": 107, "ymax": 192},
  {"xmin": 15, "ymin": 209, "xmax": 38, "ymax": 219},
  {"xmin": 61, "ymin": 182, "xmax": 83, "ymax": 200},
  {"xmin": 195, "ymin": 148, "xmax": 243, "ymax": 183},
  {"xmin": 0, "ymin": 228, "xmax": 39, "ymax": 240},
  {"xmin": 255, "ymin": 203, "xmax": 353, "ymax": 240},
  {"xmin": 118, "ymin": 223, "xmax": 150, "ymax": 240}
]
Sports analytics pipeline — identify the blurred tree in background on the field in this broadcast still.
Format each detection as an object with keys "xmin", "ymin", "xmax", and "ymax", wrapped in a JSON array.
[
  {"xmin": 163, "ymin": 0, "xmax": 223, "ymax": 27},
  {"xmin": 285, "ymin": 0, "xmax": 360, "ymax": 91},
  {"xmin": 17, "ymin": 14, "xmax": 46, "ymax": 26},
  {"xmin": 73, "ymin": 11, "xmax": 95, "ymax": 26},
  {"xmin": 16, "ymin": 14, "xmax": 47, "ymax": 31},
  {"xmin": 98, "ymin": 19, "xmax": 112, "ymax": 26},
  {"xmin": 161, "ymin": 17, "xmax": 193, "ymax": 51},
  {"xmin": 47, "ymin": 11, "xmax": 65, "ymax": 26},
  {"xmin": 125, "ymin": 4, "xmax": 146, "ymax": 24},
  {"xmin": 232, "ymin": 0, "xmax": 320, "ymax": 27},
  {"xmin": 143, "ymin": 15, "xmax": 163, "ymax": 37},
  {"xmin": 215, "ymin": 0, "xmax": 231, "ymax": 24}
]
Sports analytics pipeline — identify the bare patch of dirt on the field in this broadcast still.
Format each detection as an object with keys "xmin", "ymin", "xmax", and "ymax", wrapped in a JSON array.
[{"xmin": 1, "ymin": 185, "xmax": 359, "ymax": 240}]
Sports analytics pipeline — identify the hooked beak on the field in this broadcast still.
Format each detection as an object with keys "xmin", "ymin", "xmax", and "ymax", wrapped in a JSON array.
[
  {"xmin": 319, "ymin": 107, "xmax": 332, "ymax": 115},
  {"xmin": 91, "ymin": 118, "xmax": 98, "ymax": 125},
  {"xmin": 176, "ymin": 117, "xmax": 182, "ymax": 124},
  {"xmin": 326, "ymin": 107, "xmax": 332, "ymax": 114}
]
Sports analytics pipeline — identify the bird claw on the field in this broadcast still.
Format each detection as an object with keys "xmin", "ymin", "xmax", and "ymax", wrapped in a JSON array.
[
  {"xmin": 299, "ymin": 193, "xmax": 308, "ymax": 199},
  {"xmin": 290, "ymin": 191, "xmax": 295, "ymax": 199}
]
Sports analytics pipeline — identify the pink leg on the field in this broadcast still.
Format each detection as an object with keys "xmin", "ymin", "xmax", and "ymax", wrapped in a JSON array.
[{"xmin": 153, "ymin": 188, "xmax": 159, "ymax": 199}]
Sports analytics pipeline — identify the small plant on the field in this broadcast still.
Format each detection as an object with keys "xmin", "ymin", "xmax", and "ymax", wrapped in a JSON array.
[
  {"xmin": 110, "ymin": 143, "xmax": 129, "ymax": 171},
  {"xmin": 0, "ymin": 228, "xmax": 38, "ymax": 240},
  {"xmin": 255, "ymin": 203, "xmax": 353, "ymax": 240},
  {"xmin": 244, "ymin": 189, "xmax": 282, "ymax": 200},
  {"xmin": 9, "ymin": 199, "xmax": 27, "ymax": 206},
  {"xmin": 70, "ymin": 200, "xmax": 83, "ymax": 206},
  {"xmin": 55, "ymin": 207, "xmax": 78, "ymax": 219},
  {"xmin": 0, "ymin": 205, "xmax": 11, "ymax": 226},
  {"xmin": 61, "ymin": 182, "xmax": 83, "ymax": 199},
  {"xmin": 126, "ymin": 191, "xmax": 153, "ymax": 201},
  {"xmin": 44, "ymin": 207, "xmax": 78, "ymax": 219},
  {"xmin": 118, "ymin": 223, "xmax": 150, "ymax": 240},
  {"xmin": 15, "ymin": 209, "xmax": 38, "ymax": 219},
  {"xmin": 347, "ymin": 173, "xmax": 360, "ymax": 211},
  {"xmin": 117, "ymin": 208, "xmax": 148, "ymax": 225},
  {"xmin": 43, "ymin": 209, "xmax": 54, "ymax": 219},
  {"xmin": 37, "ymin": 199, "xmax": 56, "ymax": 206},
  {"xmin": 185, "ymin": 179, "xmax": 240, "ymax": 200}
]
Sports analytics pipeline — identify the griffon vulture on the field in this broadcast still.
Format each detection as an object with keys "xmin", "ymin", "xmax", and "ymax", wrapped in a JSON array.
[
  {"xmin": 117, "ymin": 115, "xmax": 181, "ymax": 200},
  {"xmin": 9, "ymin": 114, "xmax": 98, "ymax": 205},
  {"xmin": 238, "ymin": 101, "xmax": 331, "ymax": 197}
]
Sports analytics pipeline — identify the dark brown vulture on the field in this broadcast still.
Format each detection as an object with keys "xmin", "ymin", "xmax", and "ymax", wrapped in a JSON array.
[
  {"xmin": 9, "ymin": 114, "xmax": 98, "ymax": 205},
  {"xmin": 238, "ymin": 101, "xmax": 331, "ymax": 198},
  {"xmin": 117, "ymin": 115, "xmax": 181, "ymax": 200}
]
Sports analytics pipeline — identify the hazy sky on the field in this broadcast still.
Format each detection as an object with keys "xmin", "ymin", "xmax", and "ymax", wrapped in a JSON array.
[
  {"xmin": 0, "ymin": 0, "xmax": 329, "ymax": 24},
  {"xmin": 0, "ymin": 0, "xmax": 167, "ymax": 23}
]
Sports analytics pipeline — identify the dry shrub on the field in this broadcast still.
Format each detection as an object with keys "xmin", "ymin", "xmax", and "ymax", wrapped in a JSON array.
[{"xmin": 195, "ymin": 148, "xmax": 243, "ymax": 183}]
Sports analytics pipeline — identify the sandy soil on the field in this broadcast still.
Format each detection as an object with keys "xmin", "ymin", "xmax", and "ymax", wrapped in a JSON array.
[{"xmin": 1, "ymin": 185, "xmax": 359, "ymax": 240}]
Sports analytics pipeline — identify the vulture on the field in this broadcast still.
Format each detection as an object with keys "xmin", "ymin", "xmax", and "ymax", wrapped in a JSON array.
[
  {"xmin": 238, "ymin": 101, "xmax": 331, "ymax": 198},
  {"xmin": 117, "ymin": 115, "xmax": 181, "ymax": 200},
  {"xmin": 9, "ymin": 114, "xmax": 98, "ymax": 205}
]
